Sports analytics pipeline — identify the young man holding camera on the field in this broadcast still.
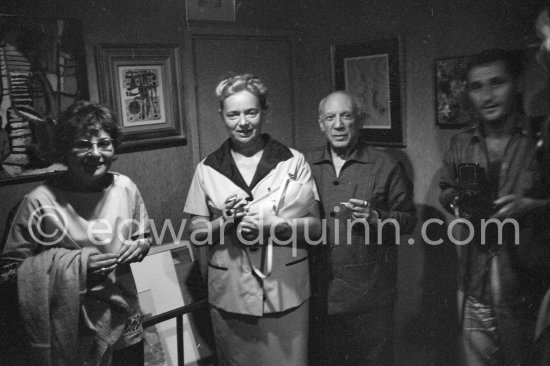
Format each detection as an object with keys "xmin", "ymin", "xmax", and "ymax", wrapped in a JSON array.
[{"xmin": 439, "ymin": 49, "xmax": 550, "ymax": 366}]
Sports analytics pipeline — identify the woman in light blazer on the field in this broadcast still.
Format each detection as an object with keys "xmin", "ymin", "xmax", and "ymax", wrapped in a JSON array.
[{"xmin": 185, "ymin": 74, "xmax": 321, "ymax": 366}]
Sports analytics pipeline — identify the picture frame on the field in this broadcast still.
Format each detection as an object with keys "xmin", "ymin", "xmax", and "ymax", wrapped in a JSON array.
[
  {"xmin": 134, "ymin": 242, "xmax": 214, "ymax": 366},
  {"xmin": 332, "ymin": 38, "xmax": 405, "ymax": 147},
  {"xmin": 186, "ymin": 0, "xmax": 236, "ymax": 22},
  {"xmin": 434, "ymin": 55, "xmax": 476, "ymax": 128},
  {"xmin": 95, "ymin": 44, "xmax": 186, "ymax": 152},
  {"xmin": 0, "ymin": 15, "xmax": 88, "ymax": 185}
]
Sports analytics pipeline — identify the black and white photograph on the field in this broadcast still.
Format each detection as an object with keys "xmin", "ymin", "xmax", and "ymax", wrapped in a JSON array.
[{"xmin": 1, "ymin": 1, "xmax": 549, "ymax": 366}]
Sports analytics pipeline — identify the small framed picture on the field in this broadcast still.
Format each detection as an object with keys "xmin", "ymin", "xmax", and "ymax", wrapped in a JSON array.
[
  {"xmin": 434, "ymin": 55, "xmax": 475, "ymax": 128},
  {"xmin": 117, "ymin": 65, "xmax": 166, "ymax": 127},
  {"xmin": 186, "ymin": 0, "xmax": 236, "ymax": 22},
  {"xmin": 95, "ymin": 44, "xmax": 186, "ymax": 152},
  {"xmin": 332, "ymin": 38, "xmax": 405, "ymax": 146}
]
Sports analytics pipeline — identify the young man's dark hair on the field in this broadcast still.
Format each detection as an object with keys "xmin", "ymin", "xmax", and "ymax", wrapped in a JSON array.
[{"xmin": 465, "ymin": 48, "xmax": 524, "ymax": 81}]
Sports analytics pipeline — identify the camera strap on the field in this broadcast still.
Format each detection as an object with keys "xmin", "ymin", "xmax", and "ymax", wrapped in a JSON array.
[{"xmin": 243, "ymin": 158, "xmax": 299, "ymax": 280}]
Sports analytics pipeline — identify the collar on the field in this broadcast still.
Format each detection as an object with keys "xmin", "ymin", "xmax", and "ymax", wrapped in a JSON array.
[
  {"xmin": 309, "ymin": 143, "xmax": 370, "ymax": 165},
  {"xmin": 204, "ymin": 134, "xmax": 293, "ymax": 195},
  {"xmin": 469, "ymin": 113, "xmax": 530, "ymax": 141}
]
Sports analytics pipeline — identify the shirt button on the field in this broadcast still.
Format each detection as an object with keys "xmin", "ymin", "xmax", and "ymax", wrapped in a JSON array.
[{"xmin": 333, "ymin": 180, "xmax": 340, "ymax": 186}]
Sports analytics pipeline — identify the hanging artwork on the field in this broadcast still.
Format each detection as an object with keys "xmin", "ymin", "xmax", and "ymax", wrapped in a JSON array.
[
  {"xmin": 332, "ymin": 38, "xmax": 405, "ymax": 146},
  {"xmin": 0, "ymin": 15, "xmax": 88, "ymax": 185},
  {"xmin": 96, "ymin": 44, "xmax": 186, "ymax": 152},
  {"xmin": 118, "ymin": 66, "xmax": 166, "ymax": 127},
  {"xmin": 434, "ymin": 55, "xmax": 475, "ymax": 128}
]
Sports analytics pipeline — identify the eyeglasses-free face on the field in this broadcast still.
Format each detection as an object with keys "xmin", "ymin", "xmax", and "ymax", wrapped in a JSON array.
[
  {"xmin": 467, "ymin": 60, "xmax": 517, "ymax": 124},
  {"xmin": 220, "ymin": 90, "xmax": 265, "ymax": 148},
  {"xmin": 319, "ymin": 93, "xmax": 361, "ymax": 152}
]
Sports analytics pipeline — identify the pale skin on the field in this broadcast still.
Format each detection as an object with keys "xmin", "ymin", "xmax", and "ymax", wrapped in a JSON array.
[
  {"xmin": 63, "ymin": 129, "xmax": 149, "ymax": 279},
  {"xmin": 189, "ymin": 89, "xmax": 321, "ymax": 245},
  {"xmin": 318, "ymin": 91, "xmax": 380, "ymax": 225}
]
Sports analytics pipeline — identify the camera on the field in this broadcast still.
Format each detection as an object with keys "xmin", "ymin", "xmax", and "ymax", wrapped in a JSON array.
[{"xmin": 456, "ymin": 163, "xmax": 494, "ymax": 219}]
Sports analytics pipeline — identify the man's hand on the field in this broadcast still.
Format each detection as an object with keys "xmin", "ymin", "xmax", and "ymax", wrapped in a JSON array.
[
  {"xmin": 491, "ymin": 195, "xmax": 538, "ymax": 219},
  {"xmin": 342, "ymin": 198, "xmax": 379, "ymax": 225}
]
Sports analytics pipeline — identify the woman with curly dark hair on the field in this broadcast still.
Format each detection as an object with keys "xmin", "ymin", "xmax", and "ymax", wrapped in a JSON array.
[{"xmin": 2, "ymin": 100, "xmax": 151, "ymax": 365}]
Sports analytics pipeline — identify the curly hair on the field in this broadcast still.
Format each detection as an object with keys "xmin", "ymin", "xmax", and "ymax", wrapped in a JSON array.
[
  {"xmin": 55, "ymin": 100, "xmax": 121, "ymax": 161},
  {"xmin": 215, "ymin": 73, "xmax": 268, "ymax": 111}
]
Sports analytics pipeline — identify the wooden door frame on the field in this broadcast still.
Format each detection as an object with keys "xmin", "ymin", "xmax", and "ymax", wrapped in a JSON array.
[{"xmin": 182, "ymin": 27, "xmax": 297, "ymax": 167}]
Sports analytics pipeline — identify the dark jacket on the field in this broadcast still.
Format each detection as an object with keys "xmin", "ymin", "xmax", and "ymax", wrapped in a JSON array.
[{"xmin": 307, "ymin": 144, "xmax": 416, "ymax": 314}]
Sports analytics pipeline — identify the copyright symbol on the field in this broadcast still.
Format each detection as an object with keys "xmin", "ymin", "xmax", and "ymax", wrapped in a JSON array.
[{"xmin": 27, "ymin": 205, "xmax": 68, "ymax": 246}]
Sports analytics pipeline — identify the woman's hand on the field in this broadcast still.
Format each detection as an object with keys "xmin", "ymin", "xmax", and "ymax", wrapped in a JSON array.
[
  {"xmin": 88, "ymin": 250, "xmax": 118, "ymax": 278},
  {"xmin": 238, "ymin": 213, "xmax": 261, "ymax": 242},
  {"xmin": 222, "ymin": 193, "xmax": 248, "ymax": 222},
  {"xmin": 238, "ymin": 205, "xmax": 287, "ymax": 242},
  {"xmin": 117, "ymin": 238, "xmax": 151, "ymax": 265}
]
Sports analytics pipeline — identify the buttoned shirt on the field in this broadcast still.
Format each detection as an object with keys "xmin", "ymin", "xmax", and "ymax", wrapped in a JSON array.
[
  {"xmin": 439, "ymin": 115, "xmax": 546, "ymax": 304},
  {"xmin": 307, "ymin": 144, "xmax": 415, "ymax": 314}
]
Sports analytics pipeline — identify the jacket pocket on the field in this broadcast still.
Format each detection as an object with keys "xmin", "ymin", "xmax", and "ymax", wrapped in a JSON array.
[
  {"xmin": 208, "ymin": 263, "xmax": 228, "ymax": 271},
  {"xmin": 286, "ymin": 256, "xmax": 308, "ymax": 267}
]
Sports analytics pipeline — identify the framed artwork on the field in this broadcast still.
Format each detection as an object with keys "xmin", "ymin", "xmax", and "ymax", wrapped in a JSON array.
[
  {"xmin": 0, "ymin": 15, "xmax": 88, "ymax": 185},
  {"xmin": 186, "ymin": 0, "xmax": 236, "ymax": 22},
  {"xmin": 134, "ymin": 244, "xmax": 214, "ymax": 366},
  {"xmin": 434, "ymin": 55, "xmax": 476, "ymax": 128},
  {"xmin": 332, "ymin": 38, "xmax": 405, "ymax": 146},
  {"xmin": 95, "ymin": 44, "xmax": 186, "ymax": 152}
]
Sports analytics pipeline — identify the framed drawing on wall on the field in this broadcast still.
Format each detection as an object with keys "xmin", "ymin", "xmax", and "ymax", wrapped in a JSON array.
[
  {"xmin": 0, "ymin": 15, "xmax": 88, "ymax": 185},
  {"xmin": 95, "ymin": 44, "xmax": 186, "ymax": 152},
  {"xmin": 186, "ymin": 0, "xmax": 236, "ymax": 22},
  {"xmin": 434, "ymin": 55, "xmax": 475, "ymax": 128},
  {"xmin": 332, "ymin": 38, "xmax": 405, "ymax": 147}
]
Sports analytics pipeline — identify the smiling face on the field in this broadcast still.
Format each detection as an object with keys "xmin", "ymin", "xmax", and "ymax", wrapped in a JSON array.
[
  {"xmin": 467, "ymin": 60, "xmax": 517, "ymax": 125},
  {"xmin": 221, "ymin": 90, "xmax": 265, "ymax": 148},
  {"xmin": 65, "ymin": 129, "xmax": 115, "ymax": 188},
  {"xmin": 318, "ymin": 92, "xmax": 361, "ymax": 153}
]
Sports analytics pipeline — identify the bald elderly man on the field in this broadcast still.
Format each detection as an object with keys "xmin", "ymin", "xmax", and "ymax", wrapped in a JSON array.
[{"xmin": 307, "ymin": 91, "xmax": 416, "ymax": 366}]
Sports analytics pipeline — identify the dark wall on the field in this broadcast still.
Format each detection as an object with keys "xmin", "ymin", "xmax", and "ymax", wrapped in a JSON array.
[
  {"xmin": 288, "ymin": 1, "xmax": 545, "ymax": 364},
  {"xmin": 0, "ymin": 0, "xmax": 301, "ymax": 242},
  {"xmin": 0, "ymin": 1, "xmax": 546, "ymax": 364}
]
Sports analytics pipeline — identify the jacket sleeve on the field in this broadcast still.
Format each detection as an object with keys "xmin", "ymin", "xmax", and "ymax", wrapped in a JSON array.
[
  {"xmin": 377, "ymin": 162, "xmax": 416, "ymax": 236},
  {"xmin": 2, "ymin": 195, "xmax": 43, "ymax": 261}
]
